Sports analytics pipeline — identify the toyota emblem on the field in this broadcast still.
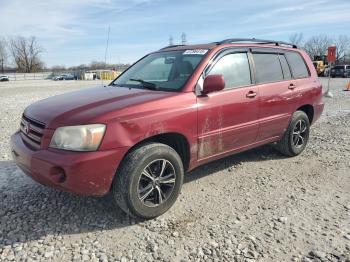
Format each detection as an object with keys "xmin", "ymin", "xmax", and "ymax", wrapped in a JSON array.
[{"xmin": 24, "ymin": 122, "xmax": 30, "ymax": 134}]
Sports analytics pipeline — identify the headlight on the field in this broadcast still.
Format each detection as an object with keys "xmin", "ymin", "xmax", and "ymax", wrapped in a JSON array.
[{"xmin": 50, "ymin": 124, "xmax": 106, "ymax": 151}]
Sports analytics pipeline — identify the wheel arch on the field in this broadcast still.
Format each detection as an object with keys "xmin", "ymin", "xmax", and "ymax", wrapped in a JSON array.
[
  {"xmin": 119, "ymin": 132, "xmax": 191, "ymax": 172},
  {"xmin": 296, "ymin": 104, "xmax": 314, "ymax": 124}
]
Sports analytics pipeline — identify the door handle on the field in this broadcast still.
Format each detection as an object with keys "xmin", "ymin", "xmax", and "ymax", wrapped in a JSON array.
[
  {"xmin": 288, "ymin": 83, "xmax": 297, "ymax": 90},
  {"xmin": 246, "ymin": 91, "xmax": 257, "ymax": 98}
]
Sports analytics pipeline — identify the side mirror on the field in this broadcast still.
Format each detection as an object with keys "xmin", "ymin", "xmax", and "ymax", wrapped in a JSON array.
[{"xmin": 202, "ymin": 75, "xmax": 225, "ymax": 95}]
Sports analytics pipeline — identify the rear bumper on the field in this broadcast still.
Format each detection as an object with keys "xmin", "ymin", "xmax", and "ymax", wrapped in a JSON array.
[
  {"xmin": 313, "ymin": 101, "xmax": 325, "ymax": 124},
  {"xmin": 10, "ymin": 131, "xmax": 128, "ymax": 196}
]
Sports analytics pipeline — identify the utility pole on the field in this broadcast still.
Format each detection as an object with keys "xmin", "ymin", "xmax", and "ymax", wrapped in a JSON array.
[
  {"xmin": 181, "ymin": 33, "xmax": 187, "ymax": 45},
  {"xmin": 0, "ymin": 59, "xmax": 3, "ymax": 74}
]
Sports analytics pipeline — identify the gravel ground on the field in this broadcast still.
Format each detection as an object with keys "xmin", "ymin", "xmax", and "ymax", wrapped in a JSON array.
[{"xmin": 0, "ymin": 78, "xmax": 349, "ymax": 262}]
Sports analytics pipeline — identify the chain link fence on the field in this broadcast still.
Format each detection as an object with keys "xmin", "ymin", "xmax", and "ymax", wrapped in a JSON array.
[{"xmin": 5, "ymin": 72, "xmax": 53, "ymax": 81}]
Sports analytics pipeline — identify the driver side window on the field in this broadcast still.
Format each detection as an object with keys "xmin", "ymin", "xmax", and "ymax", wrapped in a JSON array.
[{"xmin": 209, "ymin": 53, "xmax": 251, "ymax": 89}]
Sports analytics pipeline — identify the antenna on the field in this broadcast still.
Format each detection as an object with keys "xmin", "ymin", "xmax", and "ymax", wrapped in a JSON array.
[{"xmin": 102, "ymin": 26, "xmax": 110, "ymax": 86}]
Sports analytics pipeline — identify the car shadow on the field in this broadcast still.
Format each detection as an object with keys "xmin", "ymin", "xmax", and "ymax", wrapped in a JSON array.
[
  {"xmin": 0, "ymin": 144, "xmax": 284, "ymax": 245},
  {"xmin": 185, "ymin": 144, "xmax": 285, "ymax": 183}
]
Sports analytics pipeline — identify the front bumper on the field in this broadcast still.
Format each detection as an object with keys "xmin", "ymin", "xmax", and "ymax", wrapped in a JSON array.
[{"xmin": 10, "ymin": 131, "xmax": 128, "ymax": 196}]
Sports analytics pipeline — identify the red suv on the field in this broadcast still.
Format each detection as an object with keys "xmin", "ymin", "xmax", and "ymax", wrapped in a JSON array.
[{"xmin": 11, "ymin": 38, "xmax": 324, "ymax": 218}]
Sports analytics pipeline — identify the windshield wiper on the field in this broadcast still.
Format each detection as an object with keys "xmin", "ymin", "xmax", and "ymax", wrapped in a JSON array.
[
  {"xmin": 129, "ymin": 78, "xmax": 159, "ymax": 90},
  {"xmin": 110, "ymin": 82, "xmax": 123, "ymax": 87}
]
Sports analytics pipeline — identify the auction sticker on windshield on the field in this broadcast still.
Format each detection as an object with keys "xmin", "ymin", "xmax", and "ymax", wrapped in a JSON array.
[{"xmin": 183, "ymin": 49, "xmax": 208, "ymax": 55}]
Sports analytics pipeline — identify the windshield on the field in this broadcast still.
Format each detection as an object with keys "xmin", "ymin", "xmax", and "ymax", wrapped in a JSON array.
[{"xmin": 111, "ymin": 50, "xmax": 207, "ymax": 91}]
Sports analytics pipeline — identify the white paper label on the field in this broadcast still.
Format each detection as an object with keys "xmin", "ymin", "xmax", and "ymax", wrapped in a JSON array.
[{"xmin": 183, "ymin": 49, "xmax": 208, "ymax": 55}]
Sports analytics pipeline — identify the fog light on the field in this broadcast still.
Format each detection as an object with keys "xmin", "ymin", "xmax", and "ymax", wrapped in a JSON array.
[{"xmin": 50, "ymin": 167, "xmax": 66, "ymax": 183}]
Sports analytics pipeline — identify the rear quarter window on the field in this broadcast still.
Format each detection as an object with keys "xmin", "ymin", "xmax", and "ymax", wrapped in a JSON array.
[{"xmin": 285, "ymin": 52, "xmax": 310, "ymax": 79}]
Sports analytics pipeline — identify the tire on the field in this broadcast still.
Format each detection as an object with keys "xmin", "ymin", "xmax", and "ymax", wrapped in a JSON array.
[
  {"xmin": 275, "ymin": 111, "xmax": 310, "ymax": 157},
  {"xmin": 112, "ymin": 143, "xmax": 184, "ymax": 219}
]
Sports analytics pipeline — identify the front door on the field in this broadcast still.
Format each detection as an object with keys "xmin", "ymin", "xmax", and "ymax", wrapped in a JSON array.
[{"xmin": 197, "ymin": 51, "xmax": 259, "ymax": 160}]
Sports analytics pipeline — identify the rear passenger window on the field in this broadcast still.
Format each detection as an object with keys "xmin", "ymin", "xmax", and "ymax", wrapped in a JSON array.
[
  {"xmin": 208, "ymin": 53, "xmax": 251, "ymax": 89},
  {"xmin": 285, "ymin": 52, "xmax": 310, "ymax": 78},
  {"xmin": 253, "ymin": 53, "xmax": 284, "ymax": 83},
  {"xmin": 279, "ymin": 55, "xmax": 292, "ymax": 80}
]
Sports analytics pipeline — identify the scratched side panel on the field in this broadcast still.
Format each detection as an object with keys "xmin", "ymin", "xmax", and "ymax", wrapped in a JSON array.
[
  {"xmin": 99, "ymin": 92, "xmax": 199, "ymax": 167},
  {"xmin": 197, "ymin": 87, "xmax": 259, "ymax": 160},
  {"xmin": 257, "ymin": 81, "xmax": 294, "ymax": 141}
]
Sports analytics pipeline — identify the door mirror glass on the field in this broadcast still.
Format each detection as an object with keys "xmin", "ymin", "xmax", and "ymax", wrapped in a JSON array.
[{"xmin": 202, "ymin": 75, "xmax": 225, "ymax": 95}]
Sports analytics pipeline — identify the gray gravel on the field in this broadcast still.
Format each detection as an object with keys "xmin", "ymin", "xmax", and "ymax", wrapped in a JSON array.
[{"xmin": 0, "ymin": 78, "xmax": 350, "ymax": 261}]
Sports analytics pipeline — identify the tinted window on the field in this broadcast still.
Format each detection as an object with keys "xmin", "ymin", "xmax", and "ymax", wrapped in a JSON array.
[
  {"xmin": 285, "ymin": 52, "xmax": 310, "ymax": 78},
  {"xmin": 208, "ymin": 53, "xmax": 251, "ymax": 89},
  {"xmin": 253, "ymin": 53, "xmax": 284, "ymax": 83},
  {"xmin": 279, "ymin": 55, "xmax": 292, "ymax": 80},
  {"xmin": 334, "ymin": 65, "xmax": 345, "ymax": 70}
]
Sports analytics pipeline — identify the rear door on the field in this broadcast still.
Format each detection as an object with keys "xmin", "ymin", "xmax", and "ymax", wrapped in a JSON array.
[
  {"xmin": 252, "ymin": 50, "xmax": 297, "ymax": 141},
  {"xmin": 197, "ymin": 49, "xmax": 259, "ymax": 160}
]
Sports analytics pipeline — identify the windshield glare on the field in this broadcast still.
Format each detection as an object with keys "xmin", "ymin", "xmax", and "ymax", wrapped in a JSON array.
[{"xmin": 112, "ymin": 50, "xmax": 207, "ymax": 91}]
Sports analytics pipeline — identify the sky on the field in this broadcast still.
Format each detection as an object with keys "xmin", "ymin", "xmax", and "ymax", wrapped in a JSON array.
[{"xmin": 0, "ymin": 0, "xmax": 349, "ymax": 67}]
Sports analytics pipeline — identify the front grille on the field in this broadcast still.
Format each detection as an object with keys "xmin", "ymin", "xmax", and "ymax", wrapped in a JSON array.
[{"xmin": 20, "ymin": 115, "xmax": 45, "ymax": 150}]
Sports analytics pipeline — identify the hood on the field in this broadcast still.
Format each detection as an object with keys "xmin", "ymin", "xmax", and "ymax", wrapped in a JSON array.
[{"xmin": 24, "ymin": 86, "xmax": 174, "ymax": 129}]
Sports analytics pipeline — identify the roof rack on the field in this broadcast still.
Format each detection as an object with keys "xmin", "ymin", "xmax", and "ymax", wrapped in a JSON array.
[
  {"xmin": 218, "ymin": 38, "xmax": 297, "ymax": 48},
  {"xmin": 159, "ymin": 44, "xmax": 186, "ymax": 50}
]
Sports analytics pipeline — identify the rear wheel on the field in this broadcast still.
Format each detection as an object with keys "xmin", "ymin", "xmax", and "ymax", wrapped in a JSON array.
[
  {"xmin": 275, "ymin": 111, "xmax": 310, "ymax": 157},
  {"xmin": 112, "ymin": 143, "xmax": 184, "ymax": 219}
]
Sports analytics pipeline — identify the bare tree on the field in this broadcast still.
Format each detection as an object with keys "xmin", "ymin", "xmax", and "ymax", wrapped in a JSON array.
[
  {"xmin": 303, "ymin": 35, "xmax": 332, "ymax": 60},
  {"xmin": 333, "ymin": 35, "xmax": 350, "ymax": 61},
  {"xmin": 90, "ymin": 61, "xmax": 107, "ymax": 70},
  {"xmin": 289, "ymin": 33, "xmax": 304, "ymax": 47},
  {"xmin": 10, "ymin": 36, "xmax": 44, "ymax": 73},
  {"xmin": 0, "ymin": 38, "xmax": 8, "ymax": 73},
  {"xmin": 51, "ymin": 65, "xmax": 66, "ymax": 72}
]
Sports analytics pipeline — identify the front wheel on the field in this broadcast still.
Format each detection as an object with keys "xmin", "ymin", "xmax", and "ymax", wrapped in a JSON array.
[
  {"xmin": 112, "ymin": 143, "xmax": 184, "ymax": 219},
  {"xmin": 275, "ymin": 111, "xmax": 310, "ymax": 157}
]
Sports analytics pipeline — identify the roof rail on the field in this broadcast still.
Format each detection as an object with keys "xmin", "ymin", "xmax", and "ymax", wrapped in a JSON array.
[
  {"xmin": 159, "ymin": 44, "xmax": 186, "ymax": 50},
  {"xmin": 218, "ymin": 38, "xmax": 297, "ymax": 48}
]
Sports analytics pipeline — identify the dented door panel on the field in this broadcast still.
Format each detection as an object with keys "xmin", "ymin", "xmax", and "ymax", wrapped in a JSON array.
[{"xmin": 197, "ymin": 86, "xmax": 259, "ymax": 160}]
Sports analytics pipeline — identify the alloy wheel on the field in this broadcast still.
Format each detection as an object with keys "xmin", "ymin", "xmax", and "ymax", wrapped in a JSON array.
[
  {"xmin": 292, "ymin": 119, "xmax": 307, "ymax": 148},
  {"xmin": 137, "ymin": 159, "xmax": 176, "ymax": 207}
]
